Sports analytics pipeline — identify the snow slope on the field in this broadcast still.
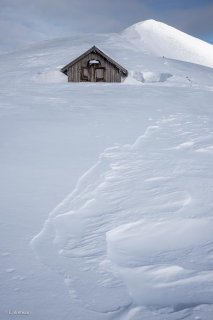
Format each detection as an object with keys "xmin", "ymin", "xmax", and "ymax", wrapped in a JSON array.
[
  {"xmin": 32, "ymin": 112, "xmax": 213, "ymax": 319},
  {"xmin": 123, "ymin": 19, "xmax": 213, "ymax": 68},
  {"xmin": 1, "ymin": 20, "xmax": 213, "ymax": 320}
]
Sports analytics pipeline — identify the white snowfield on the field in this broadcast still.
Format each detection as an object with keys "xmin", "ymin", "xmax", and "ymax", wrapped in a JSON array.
[
  {"xmin": 1, "ymin": 19, "xmax": 213, "ymax": 320},
  {"xmin": 32, "ymin": 114, "xmax": 213, "ymax": 319},
  {"xmin": 123, "ymin": 19, "xmax": 213, "ymax": 69}
]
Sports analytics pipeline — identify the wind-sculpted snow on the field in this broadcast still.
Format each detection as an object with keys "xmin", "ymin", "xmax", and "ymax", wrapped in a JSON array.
[
  {"xmin": 107, "ymin": 218, "xmax": 213, "ymax": 307},
  {"xmin": 31, "ymin": 113, "xmax": 213, "ymax": 319}
]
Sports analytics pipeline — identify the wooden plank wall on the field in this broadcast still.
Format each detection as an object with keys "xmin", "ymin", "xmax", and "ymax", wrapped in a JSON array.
[{"xmin": 67, "ymin": 52, "xmax": 122, "ymax": 82}]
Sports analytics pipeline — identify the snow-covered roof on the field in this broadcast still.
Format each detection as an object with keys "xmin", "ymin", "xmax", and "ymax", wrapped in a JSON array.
[{"xmin": 89, "ymin": 59, "xmax": 100, "ymax": 64}]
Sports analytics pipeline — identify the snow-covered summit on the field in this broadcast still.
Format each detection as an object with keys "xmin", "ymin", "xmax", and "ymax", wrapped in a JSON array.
[{"xmin": 123, "ymin": 19, "xmax": 213, "ymax": 68}]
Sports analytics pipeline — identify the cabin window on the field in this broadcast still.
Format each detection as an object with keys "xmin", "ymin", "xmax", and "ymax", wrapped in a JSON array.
[{"xmin": 95, "ymin": 68, "xmax": 105, "ymax": 81}]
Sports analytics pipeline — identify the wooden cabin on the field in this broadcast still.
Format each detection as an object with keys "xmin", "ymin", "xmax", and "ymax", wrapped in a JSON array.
[{"xmin": 61, "ymin": 46, "xmax": 128, "ymax": 83}]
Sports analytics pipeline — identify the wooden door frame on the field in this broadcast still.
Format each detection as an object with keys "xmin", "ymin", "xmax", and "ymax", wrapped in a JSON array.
[
  {"xmin": 81, "ymin": 65, "xmax": 106, "ymax": 82},
  {"xmin": 94, "ymin": 67, "xmax": 105, "ymax": 82}
]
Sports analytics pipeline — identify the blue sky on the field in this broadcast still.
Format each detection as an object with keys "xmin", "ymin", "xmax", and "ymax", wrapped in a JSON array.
[{"xmin": 0, "ymin": 0, "xmax": 212, "ymax": 52}]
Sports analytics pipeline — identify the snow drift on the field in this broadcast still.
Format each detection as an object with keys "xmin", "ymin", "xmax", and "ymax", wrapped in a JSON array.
[
  {"xmin": 107, "ymin": 218, "xmax": 213, "ymax": 307},
  {"xmin": 31, "ymin": 113, "xmax": 213, "ymax": 315}
]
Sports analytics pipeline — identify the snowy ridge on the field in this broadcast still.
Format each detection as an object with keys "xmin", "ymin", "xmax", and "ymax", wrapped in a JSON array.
[
  {"xmin": 122, "ymin": 19, "xmax": 213, "ymax": 68},
  {"xmin": 31, "ymin": 113, "xmax": 213, "ymax": 319}
]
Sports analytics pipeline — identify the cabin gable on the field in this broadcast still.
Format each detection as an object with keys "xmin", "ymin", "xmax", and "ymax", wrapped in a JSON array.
[{"xmin": 61, "ymin": 46, "xmax": 128, "ymax": 83}]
